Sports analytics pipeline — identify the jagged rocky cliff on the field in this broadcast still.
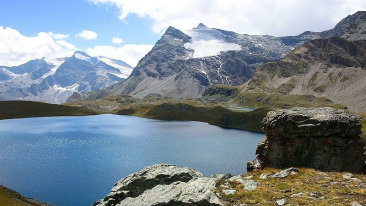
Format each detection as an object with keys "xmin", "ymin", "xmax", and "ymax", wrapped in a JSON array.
[{"xmin": 247, "ymin": 107, "xmax": 366, "ymax": 173}]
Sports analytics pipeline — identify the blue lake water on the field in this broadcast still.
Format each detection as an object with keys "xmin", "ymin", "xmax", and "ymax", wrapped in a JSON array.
[{"xmin": 0, "ymin": 114, "xmax": 263, "ymax": 206}]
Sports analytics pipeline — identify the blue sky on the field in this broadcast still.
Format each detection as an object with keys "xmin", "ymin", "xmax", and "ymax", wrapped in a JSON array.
[
  {"xmin": 0, "ymin": 0, "xmax": 365, "ymax": 67},
  {"xmin": 0, "ymin": 0, "xmax": 160, "ymax": 50}
]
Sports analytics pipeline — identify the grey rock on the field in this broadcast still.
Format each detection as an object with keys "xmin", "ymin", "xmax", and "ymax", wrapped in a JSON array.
[
  {"xmin": 247, "ymin": 107, "xmax": 366, "ymax": 173},
  {"xmin": 309, "ymin": 192, "xmax": 323, "ymax": 198},
  {"xmin": 222, "ymin": 189, "xmax": 236, "ymax": 195},
  {"xmin": 117, "ymin": 177, "xmax": 223, "ymax": 206},
  {"xmin": 228, "ymin": 176, "xmax": 258, "ymax": 190},
  {"xmin": 343, "ymin": 173, "xmax": 355, "ymax": 179},
  {"xmin": 92, "ymin": 164, "xmax": 223, "ymax": 206},
  {"xmin": 276, "ymin": 198, "xmax": 286, "ymax": 205},
  {"xmin": 242, "ymin": 180, "xmax": 258, "ymax": 191},
  {"xmin": 271, "ymin": 168, "xmax": 299, "ymax": 178},
  {"xmin": 351, "ymin": 201, "xmax": 363, "ymax": 206},
  {"xmin": 259, "ymin": 173, "xmax": 268, "ymax": 179},
  {"xmin": 290, "ymin": 192, "xmax": 304, "ymax": 198}
]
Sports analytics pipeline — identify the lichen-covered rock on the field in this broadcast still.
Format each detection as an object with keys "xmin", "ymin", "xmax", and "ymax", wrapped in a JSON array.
[
  {"xmin": 92, "ymin": 164, "xmax": 223, "ymax": 206},
  {"xmin": 117, "ymin": 177, "xmax": 223, "ymax": 206},
  {"xmin": 247, "ymin": 107, "xmax": 366, "ymax": 173}
]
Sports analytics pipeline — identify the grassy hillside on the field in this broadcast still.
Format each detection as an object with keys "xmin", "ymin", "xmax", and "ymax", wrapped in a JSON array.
[
  {"xmin": 118, "ymin": 102, "xmax": 270, "ymax": 132},
  {"xmin": 0, "ymin": 101, "xmax": 96, "ymax": 120},
  {"xmin": 234, "ymin": 92, "xmax": 345, "ymax": 109},
  {"xmin": 0, "ymin": 185, "xmax": 51, "ymax": 206}
]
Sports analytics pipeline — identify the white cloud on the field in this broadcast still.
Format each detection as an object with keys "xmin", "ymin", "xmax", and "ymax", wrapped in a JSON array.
[
  {"xmin": 0, "ymin": 26, "xmax": 76, "ymax": 66},
  {"xmin": 112, "ymin": 37, "xmax": 123, "ymax": 44},
  {"xmin": 91, "ymin": 0, "xmax": 366, "ymax": 36},
  {"xmin": 49, "ymin": 32, "xmax": 69, "ymax": 40},
  {"xmin": 76, "ymin": 30, "xmax": 98, "ymax": 40},
  {"xmin": 87, "ymin": 44, "xmax": 153, "ymax": 67}
]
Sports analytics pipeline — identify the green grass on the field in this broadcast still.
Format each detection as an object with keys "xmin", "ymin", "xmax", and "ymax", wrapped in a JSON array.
[
  {"xmin": 0, "ymin": 101, "xmax": 96, "ymax": 120},
  {"xmin": 217, "ymin": 168, "xmax": 366, "ymax": 206},
  {"xmin": 308, "ymin": 71, "xmax": 319, "ymax": 87},
  {"xmin": 314, "ymin": 84, "xmax": 327, "ymax": 93},
  {"xmin": 234, "ymin": 92, "xmax": 343, "ymax": 110},
  {"xmin": 341, "ymin": 75, "xmax": 350, "ymax": 82}
]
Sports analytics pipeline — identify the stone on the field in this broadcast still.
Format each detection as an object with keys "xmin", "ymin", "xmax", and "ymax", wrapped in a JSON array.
[
  {"xmin": 271, "ymin": 168, "xmax": 299, "ymax": 178},
  {"xmin": 259, "ymin": 173, "xmax": 268, "ymax": 179},
  {"xmin": 276, "ymin": 198, "xmax": 286, "ymax": 205},
  {"xmin": 242, "ymin": 180, "xmax": 258, "ymax": 191},
  {"xmin": 228, "ymin": 176, "xmax": 258, "ymax": 190},
  {"xmin": 247, "ymin": 107, "xmax": 366, "ymax": 173},
  {"xmin": 290, "ymin": 192, "xmax": 304, "ymax": 198},
  {"xmin": 116, "ymin": 177, "xmax": 223, "ymax": 206},
  {"xmin": 343, "ymin": 173, "xmax": 354, "ymax": 179},
  {"xmin": 351, "ymin": 201, "xmax": 363, "ymax": 206},
  {"xmin": 222, "ymin": 189, "xmax": 236, "ymax": 195}
]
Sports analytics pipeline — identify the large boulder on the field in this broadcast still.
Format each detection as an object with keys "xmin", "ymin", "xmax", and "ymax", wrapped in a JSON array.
[
  {"xmin": 247, "ymin": 107, "xmax": 366, "ymax": 173},
  {"xmin": 92, "ymin": 164, "xmax": 223, "ymax": 206}
]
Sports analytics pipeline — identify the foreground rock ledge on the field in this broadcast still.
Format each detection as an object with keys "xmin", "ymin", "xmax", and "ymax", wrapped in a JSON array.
[
  {"xmin": 247, "ymin": 107, "xmax": 366, "ymax": 173},
  {"xmin": 92, "ymin": 164, "xmax": 224, "ymax": 206}
]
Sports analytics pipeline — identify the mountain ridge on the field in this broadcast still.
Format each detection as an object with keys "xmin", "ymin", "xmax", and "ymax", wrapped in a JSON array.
[
  {"xmin": 0, "ymin": 51, "xmax": 133, "ymax": 103},
  {"xmin": 72, "ymin": 11, "xmax": 365, "ymax": 101}
]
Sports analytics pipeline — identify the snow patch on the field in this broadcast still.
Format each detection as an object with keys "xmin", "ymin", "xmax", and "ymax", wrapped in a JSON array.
[
  {"xmin": 184, "ymin": 27, "xmax": 241, "ymax": 58},
  {"xmin": 184, "ymin": 40, "xmax": 241, "ymax": 58},
  {"xmin": 43, "ymin": 57, "xmax": 66, "ymax": 77},
  {"xmin": 97, "ymin": 57, "xmax": 133, "ymax": 78},
  {"xmin": 53, "ymin": 83, "xmax": 79, "ymax": 92},
  {"xmin": 74, "ymin": 53, "xmax": 91, "ymax": 61}
]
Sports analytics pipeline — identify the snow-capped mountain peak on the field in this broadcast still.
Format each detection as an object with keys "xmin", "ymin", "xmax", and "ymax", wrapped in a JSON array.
[
  {"xmin": 0, "ymin": 52, "xmax": 132, "ymax": 103},
  {"xmin": 194, "ymin": 23, "xmax": 209, "ymax": 29},
  {"xmin": 73, "ymin": 51, "xmax": 92, "ymax": 62}
]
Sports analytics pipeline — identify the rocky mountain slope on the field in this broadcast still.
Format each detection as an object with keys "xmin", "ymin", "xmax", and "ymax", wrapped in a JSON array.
[
  {"xmin": 0, "ymin": 51, "xmax": 132, "ymax": 103},
  {"xmin": 72, "ymin": 11, "xmax": 365, "ymax": 101},
  {"xmin": 0, "ymin": 185, "xmax": 52, "ymax": 206},
  {"xmin": 237, "ymin": 37, "xmax": 366, "ymax": 113}
]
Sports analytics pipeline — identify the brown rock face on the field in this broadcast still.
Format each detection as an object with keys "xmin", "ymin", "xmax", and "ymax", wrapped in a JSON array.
[{"xmin": 247, "ymin": 107, "xmax": 366, "ymax": 173}]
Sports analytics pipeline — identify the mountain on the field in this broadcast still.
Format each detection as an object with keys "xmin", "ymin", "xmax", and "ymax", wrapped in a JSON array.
[
  {"xmin": 237, "ymin": 37, "xmax": 366, "ymax": 113},
  {"xmin": 75, "ymin": 11, "xmax": 365, "ymax": 101},
  {"xmin": 0, "ymin": 51, "xmax": 132, "ymax": 103}
]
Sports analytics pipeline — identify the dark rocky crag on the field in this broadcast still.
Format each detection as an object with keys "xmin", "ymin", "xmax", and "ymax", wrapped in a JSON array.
[{"xmin": 247, "ymin": 107, "xmax": 366, "ymax": 173}]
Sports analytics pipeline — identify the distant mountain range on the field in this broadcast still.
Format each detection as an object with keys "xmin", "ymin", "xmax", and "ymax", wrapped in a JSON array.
[
  {"xmin": 0, "ymin": 51, "xmax": 132, "ymax": 103},
  {"xmin": 72, "ymin": 11, "xmax": 365, "ymax": 101}
]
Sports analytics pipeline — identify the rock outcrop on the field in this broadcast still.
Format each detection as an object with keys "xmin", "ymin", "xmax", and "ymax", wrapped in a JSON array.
[
  {"xmin": 92, "ymin": 164, "xmax": 224, "ymax": 206},
  {"xmin": 247, "ymin": 107, "xmax": 366, "ymax": 173}
]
